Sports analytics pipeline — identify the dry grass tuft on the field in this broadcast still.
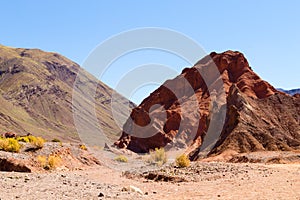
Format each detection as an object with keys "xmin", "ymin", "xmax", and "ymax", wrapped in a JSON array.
[
  {"xmin": 147, "ymin": 148, "xmax": 167, "ymax": 166},
  {"xmin": 175, "ymin": 154, "xmax": 190, "ymax": 168}
]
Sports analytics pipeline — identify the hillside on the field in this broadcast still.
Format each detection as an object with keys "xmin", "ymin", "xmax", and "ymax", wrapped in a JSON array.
[
  {"xmin": 278, "ymin": 88, "xmax": 300, "ymax": 96},
  {"xmin": 116, "ymin": 51, "xmax": 300, "ymax": 160},
  {"xmin": 0, "ymin": 45, "xmax": 132, "ymax": 142}
]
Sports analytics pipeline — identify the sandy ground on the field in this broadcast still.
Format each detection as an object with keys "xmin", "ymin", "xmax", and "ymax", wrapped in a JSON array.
[{"xmin": 0, "ymin": 162, "xmax": 299, "ymax": 200}]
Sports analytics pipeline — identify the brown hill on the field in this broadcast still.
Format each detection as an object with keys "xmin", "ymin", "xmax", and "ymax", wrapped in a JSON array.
[
  {"xmin": 0, "ymin": 45, "xmax": 132, "ymax": 142},
  {"xmin": 115, "ymin": 51, "xmax": 300, "ymax": 159}
]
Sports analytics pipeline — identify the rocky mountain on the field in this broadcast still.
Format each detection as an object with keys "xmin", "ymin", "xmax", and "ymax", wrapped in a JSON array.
[
  {"xmin": 116, "ymin": 51, "xmax": 300, "ymax": 159},
  {"xmin": 0, "ymin": 45, "xmax": 132, "ymax": 142},
  {"xmin": 278, "ymin": 88, "xmax": 300, "ymax": 96}
]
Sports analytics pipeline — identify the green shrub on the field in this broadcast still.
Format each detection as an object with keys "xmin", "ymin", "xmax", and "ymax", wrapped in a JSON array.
[
  {"xmin": 0, "ymin": 138, "xmax": 21, "ymax": 152},
  {"xmin": 147, "ymin": 148, "xmax": 167, "ymax": 166},
  {"xmin": 114, "ymin": 155, "xmax": 128, "ymax": 163},
  {"xmin": 51, "ymin": 138, "xmax": 61, "ymax": 143},
  {"xmin": 175, "ymin": 154, "xmax": 190, "ymax": 168}
]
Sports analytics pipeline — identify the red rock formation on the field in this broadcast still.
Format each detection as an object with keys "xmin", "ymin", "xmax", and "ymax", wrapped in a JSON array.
[{"xmin": 115, "ymin": 51, "xmax": 300, "ymax": 158}]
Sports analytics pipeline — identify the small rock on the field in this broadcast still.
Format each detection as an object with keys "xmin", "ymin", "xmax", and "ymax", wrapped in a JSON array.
[
  {"xmin": 129, "ymin": 185, "xmax": 143, "ymax": 195},
  {"xmin": 98, "ymin": 192, "xmax": 104, "ymax": 197}
]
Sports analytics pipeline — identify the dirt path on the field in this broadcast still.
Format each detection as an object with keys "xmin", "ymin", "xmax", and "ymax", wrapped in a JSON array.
[{"xmin": 0, "ymin": 163, "xmax": 299, "ymax": 200}]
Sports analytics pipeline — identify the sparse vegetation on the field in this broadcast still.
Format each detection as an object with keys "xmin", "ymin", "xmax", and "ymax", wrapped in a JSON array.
[
  {"xmin": 0, "ymin": 137, "xmax": 21, "ymax": 152},
  {"xmin": 147, "ymin": 148, "xmax": 167, "ymax": 166},
  {"xmin": 114, "ymin": 155, "xmax": 128, "ymax": 163},
  {"xmin": 17, "ymin": 136, "xmax": 30, "ymax": 143},
  {"xmin": 37, "ymin": 155, "xmax": 47, "ymax": 168},
  {"xmin": 28, "ymin": 136, "xmax": 45, "ymax": 149},
  {"xmin": 48, "ymin": 155, "xmax": 62, "ymax": 169},
  {"xmin": 17, "ymin": 135, "xmax": 45, "ymax": 149},
  {"xmin": 175, "ymin": 154, "xmax": 190, "ymax": 168},
  {"xmin": 51, "ymin": 138, "xmax": 61, "ymax": 143},
  {"xmin": 37, "ymin": 155, "xmax": 61, "ymax": 170},
  {"xmin": 79, "ymin": 144, "xmax": 87, "ymax": 151}
]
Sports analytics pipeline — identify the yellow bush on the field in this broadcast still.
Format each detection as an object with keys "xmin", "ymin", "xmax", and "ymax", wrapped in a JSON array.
[
  {"xmin": 34, "ymin": 137, "xmax": 45, "ymax": 148},
  {"xmin": 48, "ymin": 155, "xmax": 61, "ymax": 169},
  {"xmin": 17, "ymin": 136, "xmax": 30, "ymax": 143},
  {"xmin": 17, "ymin": 135, "xmax": 45, "ymax": 149},
  {"xmin": 175, "ymin": 154, "xmax": 190, "ymax": 168},
  {"xmin": 28, "ymin": 136, "xmax": 45, "ymax": 148},
  {"xmin": 37, "ymin": 155, "xmax": 61, "ymax": 170},
  {"xmin": 0, "ymin": 138, "xmax": 21, "ymax": 152},
  {"xmin": 0, "ymin": 138, "xmax": 8, "ymax": 150},
  {"xmin": 37, "ymin": 155, "xmax": 47, "ymax": 168},
  {"xmin": 114, "ymin": 155, "xmax": 128, "ymax": 163},
  {"xmin": 79, "ymin": 144, "xmax": 87, "ymax": 151},
  {"xmin": 147, "ymin": 148, "xmax": 167, "ymax": 166}
]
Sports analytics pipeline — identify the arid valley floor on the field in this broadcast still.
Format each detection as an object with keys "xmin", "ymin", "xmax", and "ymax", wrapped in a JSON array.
[{"xmin": 0, "ymin": 151, "xmax": 299, "ymax": 200}]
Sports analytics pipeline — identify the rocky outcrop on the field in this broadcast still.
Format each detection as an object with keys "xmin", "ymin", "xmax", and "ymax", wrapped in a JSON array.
[
  {"xmin": 206, "ymin": 85, "xmax": 300, "ymax": 158},
  {"xmin": 116, "ymin": 51, "xmax": 300, "ymax": 159},
  {"xmin": 0, "ymin": 157, "xmax": 31, "ymax": 172}
]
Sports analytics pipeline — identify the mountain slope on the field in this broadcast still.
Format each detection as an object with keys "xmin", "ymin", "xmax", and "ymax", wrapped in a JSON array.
[
  {"xmin": 278, "ymin": 88, "xmax": 300, "ymax": 96},
  {"xmin": 0, "ymin": 45, "xmax": 132, "ymax": 142},
  {"xmin": 116, "ymin": 51, "xmax": 300, "ymax": 159}
]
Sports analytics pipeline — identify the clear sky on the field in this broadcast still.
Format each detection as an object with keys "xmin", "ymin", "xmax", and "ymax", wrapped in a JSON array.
[{"xmin": 1, "ymin": 1, "xmax": 299, "ymax": 104}]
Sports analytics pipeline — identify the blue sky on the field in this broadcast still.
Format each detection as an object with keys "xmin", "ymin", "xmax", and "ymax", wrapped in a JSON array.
[{"xmin": 1, "ymin": 1, "xmax": 299, "ymax": 103}]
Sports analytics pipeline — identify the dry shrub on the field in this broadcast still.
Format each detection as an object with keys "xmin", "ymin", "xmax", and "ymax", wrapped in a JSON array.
[
  {"xmin": 114, "ymin": 155, "xmax": 128, "ymax": 163},
  {"xmin": 28, "ymin": 136, "xmax": 45, "ymax": 149},
  {"xmin": 17, "ymin": 135, "xmax": 45, "ymax": 149},
  {"xmin": 17, "ymin": 136, "xmax": 30, "ymax": 143},
  {"xmin": 37, "ymin": 155, "xmax": 61, "ymax": 170},
  {"xmin": 175, "ymin": 154, "xmax": 190, "ymax": 168},
  {"xmin": 147, "ymin": 148, "xmax": 167, "ymax": 166},
  {"xmin": 79, "ymin": 144, "xmax": 87, "ymax": 151},
  {"xmin": 37, "ymin": 155, "xmax": 47, "ymax": 168},
  {"xmin": 0, "ymin": 138, "xmax": 21, "ymax": 152},
  {"xmin": 48, "ymin": 155, "xmax": 61, "ymax": 169}
]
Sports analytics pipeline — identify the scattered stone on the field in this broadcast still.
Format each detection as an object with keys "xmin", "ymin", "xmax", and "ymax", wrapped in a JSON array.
[
  {"xmin": 98, "ymin": 192, "xmax": 104, "ymax": 197},
  {"xmin": 121, "ymin": 185, "xmax": 143, "ymax": 195}
]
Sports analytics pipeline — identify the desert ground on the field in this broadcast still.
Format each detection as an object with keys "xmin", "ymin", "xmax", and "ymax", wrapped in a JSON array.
[{"xmin": 0, "ymin": 158, "xmax": 299, "ymax": 200}]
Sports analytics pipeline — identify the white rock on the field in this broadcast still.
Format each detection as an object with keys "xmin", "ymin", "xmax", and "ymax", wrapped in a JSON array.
[{"xmin": 129, "ymin": 185, "xmax": 143, "ymax": 195}]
